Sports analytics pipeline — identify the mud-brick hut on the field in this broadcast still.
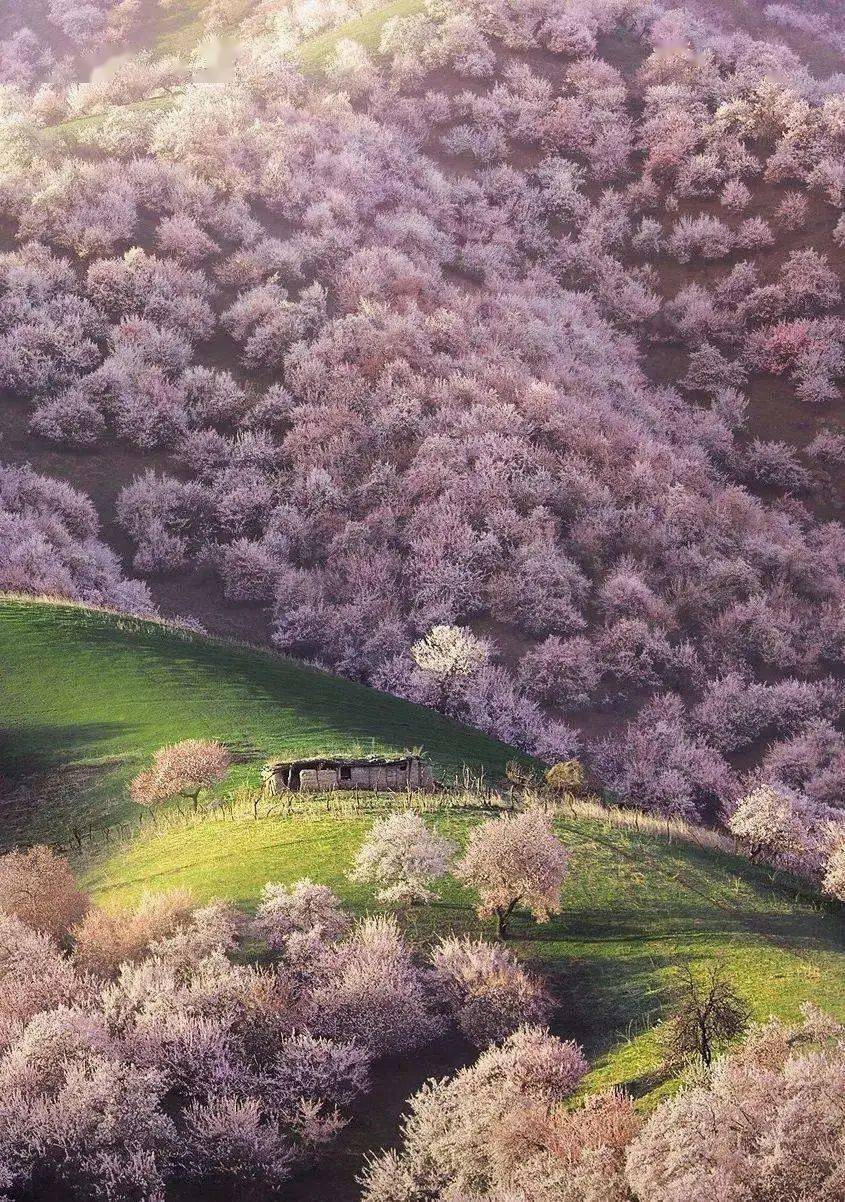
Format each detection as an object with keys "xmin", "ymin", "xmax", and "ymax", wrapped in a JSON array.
[{"xmin": 262, "ymin": 753, "xmax": 436, "ymax": 794}]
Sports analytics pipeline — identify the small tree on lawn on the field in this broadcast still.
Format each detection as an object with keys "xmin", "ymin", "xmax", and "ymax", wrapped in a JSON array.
[
  {"xmin": 131, "ymin": 739, "xmax": 231, "ymax": 813},
  {"xmin": 349, "ymin": 811, "xmax": 455, "ymax": 904},
  {"xmin": 662, "ymin": 961, "xmax": 749, "ymax": 1068},
  {"xmin": 455, "ymin": 810, "xmax": 569, "ymax": 938},
  {"xmin": 411, "ymin": 625, "xmax": 490, "ymax": 711}
]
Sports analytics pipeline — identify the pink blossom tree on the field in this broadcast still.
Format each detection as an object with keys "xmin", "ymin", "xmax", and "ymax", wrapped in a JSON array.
[
  {"xmin": 130, "ymin": 739, "xmax": 231, "ymax": 812},
  {"xmin": 429, "ymin": 935, "xmax": 553, "ymax": 1046},
  {"xmin": 0, "ymin": 845, "xmax": 88, "ymax": 937},
  {"xmin": 360, "ymin": 1026, "xmax": 589, "ymax": 1202},
  {"xmin": 455, "ymin": 810, "xmax": 569, "ymax": 937},
  {"xmin": 250, "ymin": 878, "xmax": 351, "ymax": 954}
]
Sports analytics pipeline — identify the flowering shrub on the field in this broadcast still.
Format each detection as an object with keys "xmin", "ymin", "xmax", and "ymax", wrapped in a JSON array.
[{"xmin": 349, "ymin": 812, "xmax": 455, "ymax": 904}]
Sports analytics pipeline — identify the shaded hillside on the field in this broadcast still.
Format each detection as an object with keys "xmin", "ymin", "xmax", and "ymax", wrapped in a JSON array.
[{"xmin": 0, "ymin": 599, "xmax": 519, "ymax": 843}]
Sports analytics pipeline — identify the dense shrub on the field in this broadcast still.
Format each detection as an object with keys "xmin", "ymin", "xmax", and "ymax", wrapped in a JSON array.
[{"xmin": 0, "ymin": 845, "xmax": 88, "ymax": 936}]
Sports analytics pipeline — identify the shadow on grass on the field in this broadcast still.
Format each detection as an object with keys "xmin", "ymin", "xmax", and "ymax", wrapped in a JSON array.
[
  {"xmin": 0, "ymin": 722, "xmax": 137, "ymax": 779},
  {"xmin": 15, "ymin": 604, "xmax": 518, "ymax": 779},
  {"xmin": 0, "ymin": 723, "xmax": 142, "ymax": 848}
]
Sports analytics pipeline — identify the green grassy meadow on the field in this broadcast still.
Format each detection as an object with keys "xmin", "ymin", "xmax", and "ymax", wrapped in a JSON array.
[
  {"xmin": 80, "ymin": 805, "xmax": 845, "ymax": 1103},
  {"xmin": 0, "ymin": 600, "xmax": 519, "ymax": 843},
  {"xmin": 3, "ymin": 596, "xmax": 845, "ymax": 1108}
]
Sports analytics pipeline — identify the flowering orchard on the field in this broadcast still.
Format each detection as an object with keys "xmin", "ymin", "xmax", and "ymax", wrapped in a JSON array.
[{"xmin": 1, "ymin": 0, "xmax": 845, "ymax": 812}]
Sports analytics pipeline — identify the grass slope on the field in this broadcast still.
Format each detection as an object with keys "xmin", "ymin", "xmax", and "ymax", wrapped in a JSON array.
[
  {"xmin": 0, "ymin": 599, "xmax": 520, "ymax": 843},
  {"xmin": 297, "ymin": 0, "xmax": 424, "ymax": 71},
  {"xmin": 5, "ymin": 596, "xmax": 845, "ymax": 1107},
  {"xmin": 83, "ymin": 806, "xmax": 845, "ymax": 1103}
]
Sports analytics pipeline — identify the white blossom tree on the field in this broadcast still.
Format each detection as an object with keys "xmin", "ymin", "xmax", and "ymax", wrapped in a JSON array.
[
  {"xmin": 349, "ymin": 812, "xmax": 455, "ymax": 904},
  {"xmin": 727, "ymin": 784, "xmax": 807, "ymax": 863},
  {"xmin": 823, "ymin": 843, "xmax": 845, "ymax": 902},
  {"xmin": 411, "ymin": 625, "xmax": 490, "ymax": 711}
]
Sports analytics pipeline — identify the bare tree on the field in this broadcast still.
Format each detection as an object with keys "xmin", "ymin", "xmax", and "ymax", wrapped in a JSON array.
[{"xmin": 663, "ymin": 961, "xmax": 749, "ymax": 1068}]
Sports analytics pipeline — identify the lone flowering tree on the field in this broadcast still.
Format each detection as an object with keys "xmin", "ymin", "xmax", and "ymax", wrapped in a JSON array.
[
  {"xmin": 349, "ymin": 811, "xmax": 456, "ymax": 904},
  {"xmin": 726, "ymin": 784, "xmax": 806, "ymax": 863},
  {"xmin": 455, "ymin": 810, "xmax": 570, "ymax": 938},
  {"xmin": 411, "ymin": 625, "xmax": 490, "ymax": 711},
  {"xmin": 131, "ymin": 739, "xmax": 231, "ymax": 813}
]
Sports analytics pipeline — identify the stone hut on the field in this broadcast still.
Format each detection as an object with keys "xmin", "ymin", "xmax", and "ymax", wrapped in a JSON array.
[{"xmin": 262, "ymin": 754, "xmax": 436, "ymax": 795}]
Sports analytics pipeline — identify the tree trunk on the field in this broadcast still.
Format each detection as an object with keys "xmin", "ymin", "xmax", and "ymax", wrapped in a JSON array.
[{"xmin": 495, "ymin": 899, "xmax": 519, "ymax": 939}]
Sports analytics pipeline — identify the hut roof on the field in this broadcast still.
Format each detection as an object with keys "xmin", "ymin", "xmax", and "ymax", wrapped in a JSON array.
[{"xmin": 264, "ymin": 753, "xmax": 423, "ymax": 771}]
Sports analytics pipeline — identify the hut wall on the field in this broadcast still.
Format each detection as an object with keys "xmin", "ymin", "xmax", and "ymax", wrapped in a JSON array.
[{"xmin": 266, "ymin": 758, "xmax": 433, "ymax": 793}]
